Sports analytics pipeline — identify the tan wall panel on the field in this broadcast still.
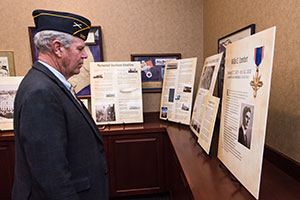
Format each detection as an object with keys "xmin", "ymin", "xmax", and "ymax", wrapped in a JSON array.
[
  {"xmin": 0, "ymin": 0, "xmax": 204, "ymax": 113},
  {"xmin": 204, "ymin": 0, "xmax": 300, "ymax": 162}
]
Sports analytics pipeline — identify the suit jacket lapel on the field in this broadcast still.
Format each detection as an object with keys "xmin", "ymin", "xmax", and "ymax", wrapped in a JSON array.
[{"xmin": 32, "ymin": 62, "xmax": 103, "ymax": 143}]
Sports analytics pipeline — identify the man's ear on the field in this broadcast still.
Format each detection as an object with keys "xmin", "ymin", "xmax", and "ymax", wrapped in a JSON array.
[{"xmin": 52, "ymin": 40, "xmax": 63, "ymax": 58}]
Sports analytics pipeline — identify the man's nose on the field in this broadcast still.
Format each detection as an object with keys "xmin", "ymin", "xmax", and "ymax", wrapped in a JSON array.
[{"xmin": 82, "ymin": 49, "xmax": 88, "ymax": 59}]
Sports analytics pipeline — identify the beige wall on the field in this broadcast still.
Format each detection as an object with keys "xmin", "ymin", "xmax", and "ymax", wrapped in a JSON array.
[
  {"xmin": 2, "ymin": 0, "xmax": 298, "ymax": 163},
  {"xmin": 204, "ymin": 0, "xmax": 300, "ymax": 163},
  {"xmin": 0, "ymin": 0, "xmax": 204, "ymax": 112}
]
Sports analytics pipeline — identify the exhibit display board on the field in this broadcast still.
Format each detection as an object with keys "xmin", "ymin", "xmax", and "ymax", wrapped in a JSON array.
[
  {"xmin": 218, "ymin": 27, "xmax": 276, "ymax": 199},
  {"xmin": 196, "ymin": 94, "xmax": 220, "ymax": 154},
  {"xmin": 190, "ymin": 53, "xmax": 222, "ymax": 140},
  {"xmin": 0, "ymin": 77, "xmax": 23, "ymax": 130},
  {"xmin": 160, "ymin": 58, "xmax": 197, "ymax": 125},
  {"xmin": 90, "ymin": 62, "xmax": 143, "ymax": 125}
]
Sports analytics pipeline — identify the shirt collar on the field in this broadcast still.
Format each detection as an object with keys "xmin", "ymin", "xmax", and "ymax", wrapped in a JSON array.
[{"xmin": 38, "ymin": 60, "xmax": 71, "ymax": 89}]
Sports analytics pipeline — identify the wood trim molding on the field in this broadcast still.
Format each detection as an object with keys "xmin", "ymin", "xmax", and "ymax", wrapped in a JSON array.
[{"xmin": 264, "ymin": 144, "xmax": 300, "ymax": 182}]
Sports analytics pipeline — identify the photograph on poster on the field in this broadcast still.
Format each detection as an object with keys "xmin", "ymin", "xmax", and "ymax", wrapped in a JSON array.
[
  {"xmin": 131, "ymin": 53, "xmax": 181, "ymax": 93},
  {"xmin": 161, "ymin": 107, "xmax": 167, "ymax": 118},
  {"xmin": 238, "ymin": 103, "xmax": 254, "ymax": 149},
  {"xmin": 183, "ymin": 85, "xmax": 192, "ymax": 93},
  {"xmin": 95, "ymin": 103, "xmax": 116, "ymax": 123},
  {"xmin": 181, "ymin": 103, "xmax": 190, "ymax": 111},
  {"xmin": 168, "ymin": 88, "xmax": 175, "ymax": 102},
  {"xmin": 191, "ymin": 119, "xmax": 200, "ymax": 133},
  {"xmin": 0, "ymin": 77, "xmax": 23, "ymax": 130},
  {"xmin": 0, "ymin": 86, "xmax": 15, "ymax": 119},
  {"xmin": 200, "ymin": 65, "xmax": 215, "ymax": 90}
]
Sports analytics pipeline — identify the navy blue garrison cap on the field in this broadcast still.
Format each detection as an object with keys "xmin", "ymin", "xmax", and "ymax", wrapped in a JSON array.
[{"xmin": 32, "ymin": 9, "xmax": 91, "ymax": 41}]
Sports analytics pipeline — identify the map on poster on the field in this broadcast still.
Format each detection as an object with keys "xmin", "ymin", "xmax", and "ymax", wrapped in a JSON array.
[
  {"xmin": 90, "ymin": 62, "xmax": 143, "ymax": 125},
  {"xmin": 217, "ymin": 27, "xmax": 276, "ymax": 199},
  {"xmin": 159, "ymin": 58, "xmax": 197, "ymax": 125},
  {"xmin": 190, "ymin": 53, "xmax": 222, "ymax": 139}
]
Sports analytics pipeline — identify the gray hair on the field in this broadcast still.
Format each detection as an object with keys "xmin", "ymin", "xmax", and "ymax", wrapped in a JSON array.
[{"xmin": 34, "ymin": 30, "xmax": 73, "ymax": 53}]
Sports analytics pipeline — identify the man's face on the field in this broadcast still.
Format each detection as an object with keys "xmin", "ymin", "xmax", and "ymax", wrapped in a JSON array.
[
  {"xmin": 61, "ymin": 37, "xmax": 87, "ymax": 79},
  {"xmin": 243, "ymin": 111, "xmax": 251, "ymax": 130}
]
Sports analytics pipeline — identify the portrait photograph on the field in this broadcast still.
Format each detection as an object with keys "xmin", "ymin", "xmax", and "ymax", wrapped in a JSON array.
[{"xmin": 238, "ymin": 103, "xmax": 254, "ymax": 149}]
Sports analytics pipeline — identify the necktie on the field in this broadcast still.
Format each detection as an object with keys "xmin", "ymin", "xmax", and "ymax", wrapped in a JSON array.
[{"xmin": 69, "ymin": 85, "xmax": 82, "ymax": 106}]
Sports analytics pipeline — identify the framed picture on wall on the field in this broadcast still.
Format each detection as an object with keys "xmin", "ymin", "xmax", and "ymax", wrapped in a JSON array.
[
  {"xmin": 217, "ymin": 24, "xmax": 255, "ymax": 98},
  {"xmin": 0, "ymin": 51, "xmax": 16, "ymax": 77},
  {"xmin": 28, "ymin": 26, "xmax": 104, "ymax": 97},
  {"xmin": 131, "ymin": 53, "xmax": 181, "ymax": 93}
]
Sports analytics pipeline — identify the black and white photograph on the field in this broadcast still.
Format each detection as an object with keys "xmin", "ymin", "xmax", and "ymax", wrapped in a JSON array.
[
  {"xmin": 128, "ymin": 68, "xmax": 138, "ymax": 73},
  {"xmin": 0, "ymin": 87, "xmax": 16, "ymax": 119},
  {"xmin": 93, "ymin": 73, "xmax": 104, "ymax": 79},
  {"xmin": 200, "ymin": 65, "xmax": 215, "ymax": 90},
  {"xmin": 0, "ymin": 77, "xmax": 23, "ymax": 130},
  {"xmin": 95, "ymin": 103, "xmax": 116, "ymax": 122},
  {"xmin": 168, "ymin": 88, "xmax": 175, "ymax": 102},
  {"xmin": 238, "ymin": 103, "xmax": 254, "ymax": 149},
  {"xmin": 166, "ymin": 63, "xmax": 178, "ymax": 70},
  {"xmin": 191, "ymin": 119, "xmax": 200, "ymax": 133}
]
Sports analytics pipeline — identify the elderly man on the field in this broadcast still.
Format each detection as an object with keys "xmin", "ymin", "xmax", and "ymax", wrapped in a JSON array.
[{"xmin": 13, "ymin": 10, "xmax": 108, "ymax": 200}]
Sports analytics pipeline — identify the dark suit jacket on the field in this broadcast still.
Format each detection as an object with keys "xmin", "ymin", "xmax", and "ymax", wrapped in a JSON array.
[
  {"xmin": 238, "ymin": 126, "xmax": 250, "ymax": 149},
  {"xmin": 13, "ymin": 62, "xmax": 108, "ymax": 200}
]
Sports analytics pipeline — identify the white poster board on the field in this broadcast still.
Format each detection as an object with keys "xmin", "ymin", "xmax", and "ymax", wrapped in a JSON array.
[
  {"xmin": 90, "ymin": 62, "xmax": 143, "ymax": 125},
  {"xmin": 218, "ymin": 27, "xmax": 276, "ymax": 199},
  {"xmin": 190, "ymin": 53, "xmax": 222, "ymax": 137},
  {"xmin": 197, "ymin": 95, "xmax": 220, "ymax": 154},
  {"xmin": 159, "ymin": 58, "xmax": 197, "ymax": 125},
  {"xmin": 0, "ymin": 77, "xmax": 23, "ymax": 130}
]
